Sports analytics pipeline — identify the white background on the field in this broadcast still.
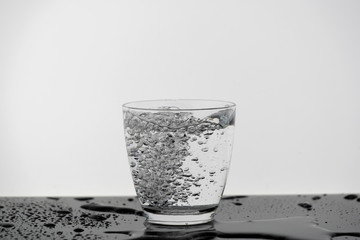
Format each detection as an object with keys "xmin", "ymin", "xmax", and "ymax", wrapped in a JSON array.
[{"xmin": 0, "ymin": 0, "xmax": 359, "ymax": 196}]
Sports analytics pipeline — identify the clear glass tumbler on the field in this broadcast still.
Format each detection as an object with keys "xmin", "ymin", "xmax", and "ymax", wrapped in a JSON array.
[{"xmin": 122, "ymin": 99, "xmax": 235, "ymax": 225}]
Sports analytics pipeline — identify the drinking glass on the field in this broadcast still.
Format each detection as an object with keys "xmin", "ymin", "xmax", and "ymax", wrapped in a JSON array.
[{"xmin": 122, "ymin": 99, "xmax": 235, "ymax": 225}]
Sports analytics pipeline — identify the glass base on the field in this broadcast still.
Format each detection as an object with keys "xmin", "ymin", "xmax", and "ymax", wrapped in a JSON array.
[{"xmin": 145, "ymin": 210, "xmax": 215, "ymax": 225}]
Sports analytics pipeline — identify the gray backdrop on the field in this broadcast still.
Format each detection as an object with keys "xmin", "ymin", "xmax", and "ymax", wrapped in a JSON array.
[{"xmin": 0, "ymin": 0, "xmax": 359, "ymax": 196}]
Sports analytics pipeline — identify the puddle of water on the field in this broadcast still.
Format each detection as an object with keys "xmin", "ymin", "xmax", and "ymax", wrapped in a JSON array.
[{"xmin": 0, "ymin": 195, "xmax": 359, "ymax": 239}]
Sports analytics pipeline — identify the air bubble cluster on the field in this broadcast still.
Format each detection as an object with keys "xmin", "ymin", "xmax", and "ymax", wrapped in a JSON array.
[{"xmin": 123, "ymin": 109, "xmax": 234, "ymax": 208}]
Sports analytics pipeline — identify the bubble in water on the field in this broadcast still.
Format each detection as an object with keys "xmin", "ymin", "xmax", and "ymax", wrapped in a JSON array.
[
  {"xmin": 182, "ymin": 172, "xmax": 192, "ymax": 177},
  {"xmin": 201, "ymin": 147, "xmax": 209, "ymax": 152}
]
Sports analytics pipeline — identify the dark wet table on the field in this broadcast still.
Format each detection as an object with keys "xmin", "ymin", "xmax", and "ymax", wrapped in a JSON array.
[{"xmin": 1, "ymin": 194, "xmax": 360, "ymax": 240}]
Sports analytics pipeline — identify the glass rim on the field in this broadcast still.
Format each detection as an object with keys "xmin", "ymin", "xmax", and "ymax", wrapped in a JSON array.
[{"xmin": 122, "ymin": 99, "xmax": 236, "ymax": 111}]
